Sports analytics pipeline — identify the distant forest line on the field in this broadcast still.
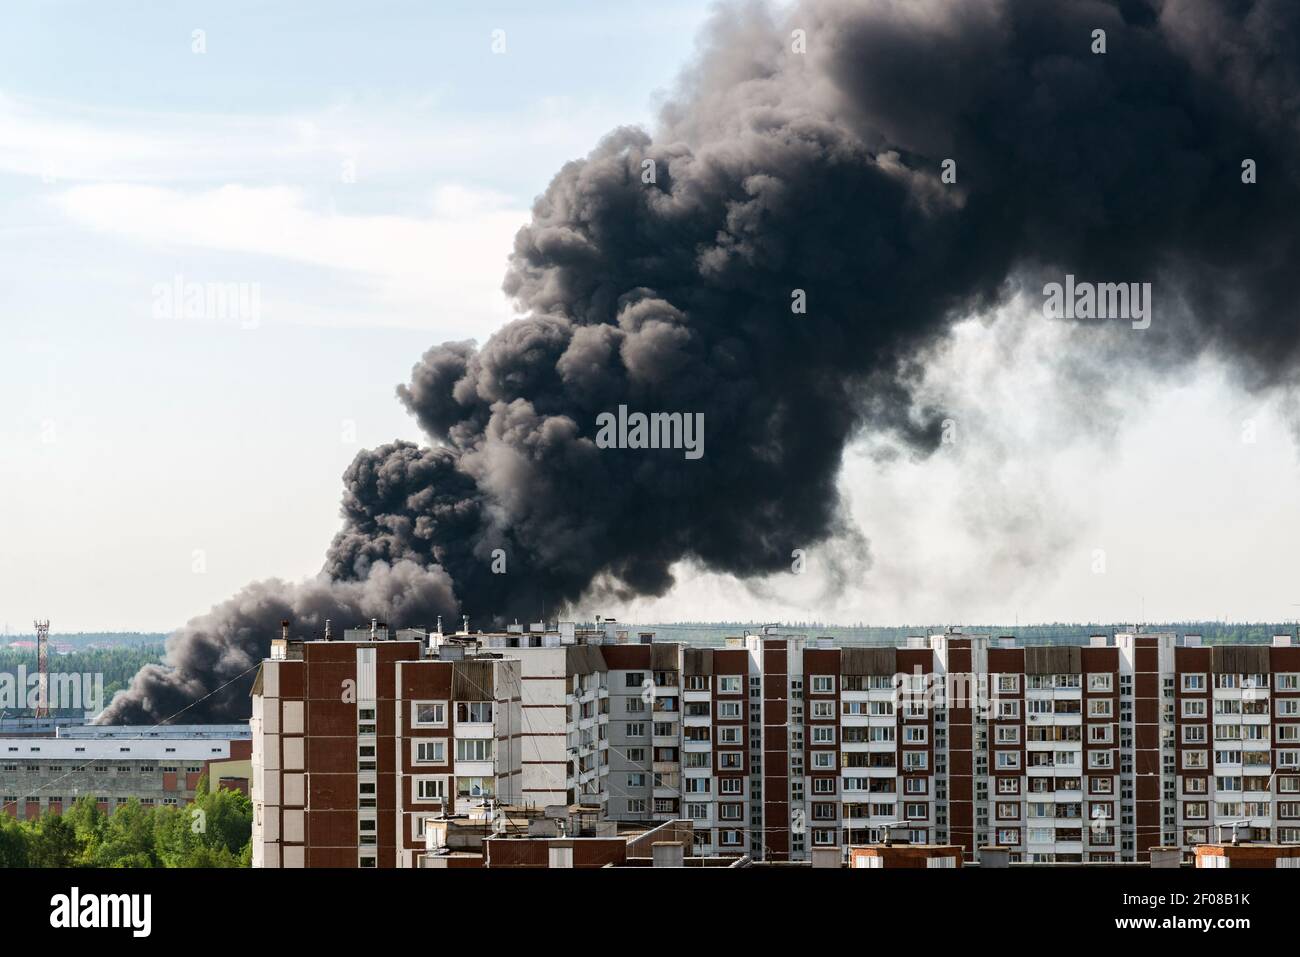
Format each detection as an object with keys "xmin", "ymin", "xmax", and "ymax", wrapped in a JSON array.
[
  {"xmin": 2, "ymin": 620, "xmax": 1294, "ymax": 655},
  {"xmin": 3, "ymin": 632, "xmax": 167, "ymax": 648},
  {"xmin": 0, "ymin": 644, "xmax": 165, "ymax": 707},
  {"xmin": 625, "ymin": 621, "xmax": 1300, "ymax": 646}
]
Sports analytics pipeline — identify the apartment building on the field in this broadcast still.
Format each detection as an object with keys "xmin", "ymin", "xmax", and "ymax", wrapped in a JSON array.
[
  {"xmin": 0, "ymin": 724, "xmax": 251, "ymax": 820},
  {"xmin": 732, "ymin": 628, "xmax": 1300, "ymax": 864},
  {"xmin": 437, "ymin": 621, "xmax": 656, "ymax": 814},
  {"xmin": 251, "ymin": 625, "xmax": 522, "ymax": 868},
  {"xmin": 250, "ymin": 620, "xmax": 1300, "ymax": 867},
  {"xmin": 444, "ymin": 626, "xmax": 724, "ymax": 847}
]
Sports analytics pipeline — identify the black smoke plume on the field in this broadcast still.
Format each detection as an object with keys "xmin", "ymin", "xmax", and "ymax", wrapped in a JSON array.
[{"xmin": 102, "ymin": 0, "xmax": 1300, "ymax": 722}]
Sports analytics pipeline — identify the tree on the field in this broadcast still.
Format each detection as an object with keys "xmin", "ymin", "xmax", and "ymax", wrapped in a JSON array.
[
  {"xmin": 0, "ymin": 816, "xmax": 28, "ymax": 867},
  {"xmin": 27, "ymin": 814, "xmax": 79, "ymax": 867},
  {"xmin": 88, "ymin": 798, "xmax": 157, "ymax": 867},
  {"xmin": 0, "ymin": 785, "xmax": 251, "ymax": 868}
]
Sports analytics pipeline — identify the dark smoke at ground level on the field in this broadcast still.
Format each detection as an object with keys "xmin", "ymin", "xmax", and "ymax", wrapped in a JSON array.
[{"xmin": 101, "ymin": 0, "xmax": 1300, "ymax": 722}]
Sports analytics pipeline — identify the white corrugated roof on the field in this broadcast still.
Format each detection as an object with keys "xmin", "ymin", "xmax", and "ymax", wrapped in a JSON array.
[{"xmin": 0, "ymin": 739, "xmax": 235, "ymax": 760}]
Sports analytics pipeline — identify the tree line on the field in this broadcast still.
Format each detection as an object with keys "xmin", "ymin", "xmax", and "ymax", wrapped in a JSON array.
[
  {"xmin": 0, "ymin": 644, "xmax": 165, "ymax": 706},
  {"xmin": 0, "ymin": 776, "xmax": 251, "ymax": 867}
]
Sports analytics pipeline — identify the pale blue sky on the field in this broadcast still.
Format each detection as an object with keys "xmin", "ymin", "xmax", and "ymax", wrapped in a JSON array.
[
  {"xmin": 3, "ymin": 2, "xmax": 1299, "ymax": 634},
  {"xmin": 0, "ymin": 1, "xmax": 711, "ymax": 631}
]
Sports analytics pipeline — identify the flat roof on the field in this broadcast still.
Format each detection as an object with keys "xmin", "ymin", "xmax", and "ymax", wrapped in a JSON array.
[
  {"xmin": 0, "ymin": 738, "xmax": 237, "ymax": 760},
  {"xmin": 57, "ymin": 724, "xmax": 249, "ymax": 739}
]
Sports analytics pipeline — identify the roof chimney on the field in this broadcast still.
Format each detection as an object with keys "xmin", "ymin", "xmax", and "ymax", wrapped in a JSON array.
[
  {"xmin": 370, "ymin": 618, "xmax": 378, "ymax": 640},
  {"xmin": 324, "ymin": 619, "xmax": 332, "ymax": 640},
  {"xmin": 280, "ymin": 619, "xmax": 290, "ymax": 641}
]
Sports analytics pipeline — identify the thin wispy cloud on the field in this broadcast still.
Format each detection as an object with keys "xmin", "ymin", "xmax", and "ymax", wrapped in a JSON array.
[{"xmin": 54, "ymin": 182, "xmax": 525, "ymax": 332}]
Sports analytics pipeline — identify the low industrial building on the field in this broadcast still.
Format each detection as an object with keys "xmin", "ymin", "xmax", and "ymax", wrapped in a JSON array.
[{"xmin": 0, "ymin": 724, "xmax": 251, "ymax": 819}]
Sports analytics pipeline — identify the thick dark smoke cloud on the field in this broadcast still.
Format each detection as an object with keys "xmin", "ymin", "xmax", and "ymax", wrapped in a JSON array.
[{"xmin": 102, "ymin": 0, "xmax": 1300, "ymax": 722}]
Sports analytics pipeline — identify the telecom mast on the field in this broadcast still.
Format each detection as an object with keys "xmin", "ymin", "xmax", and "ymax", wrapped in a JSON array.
[{"xmin": 33, "ymin": 619, "xmax": 49, "ymax": 718}]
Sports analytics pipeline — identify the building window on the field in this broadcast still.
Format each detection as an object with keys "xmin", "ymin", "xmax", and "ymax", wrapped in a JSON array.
[
  {"xmin": 455, "ymin": 702, "xmax": 493, "ymax": 723},
  {"xmin": 414, "ymin": 740, "xmax": 446, "ymax": 765},
  {"xmin": 1087, "ymin": 751, "xmax": 1113, "ymax": 770},
  {"xmin": 455, "ymin": 739, "xmax": 493, "ymax": 762},
  {"xmin": 717, "ymin": 676, "xmax": 742, "ymax": 694},
  {"xmin": 901, "ymin": 752, "xmax": 928, "ymax": 772},
  {"xmin": 412, "ymin": 701, "xmax": 447, "ymax": 728},
  {"xmin": 1182, "ymin": 674, "xmax": 1206, "ymax": 692},
  {"xmin": 1087, "ymin": 699, "xmax": 1112, "ymax": 718},
  {"xmin": 811, "ymin": 752, "xmax": 835, "ymax": 770},
  {"xmin": 810, "ymin": 676, "xmax": 835, "ymax": 694}
]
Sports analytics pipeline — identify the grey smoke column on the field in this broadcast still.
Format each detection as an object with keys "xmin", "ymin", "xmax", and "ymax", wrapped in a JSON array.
[{"xmin": 102, "ymin": 0, "xmax": 1300, "ymax": 722}]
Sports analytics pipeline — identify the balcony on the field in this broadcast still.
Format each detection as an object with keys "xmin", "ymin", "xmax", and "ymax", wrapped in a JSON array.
[
  {"xmin": 454, "ymin": 760, "xmax": 495, "ymax": 779},
  {"xmin": 653, "ymin": 781, "xmax": 680, "ymax": 799},
  {"xmin": 454, "ymin": 720, "xmax": 494, "ymax": 740}
]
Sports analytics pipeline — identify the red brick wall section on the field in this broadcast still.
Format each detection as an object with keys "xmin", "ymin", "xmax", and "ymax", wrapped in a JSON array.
[
  {"xmin": 849, "ymin": 845, "xmax": 963, "ymax": 868},
  {"xmin": 946, "ymin": 641, "xmax": 975, "ymax": 859},
  {"xmin": 485, "ymin": 838, "xmax": 627, "ymax": 868},
  {"xmin": 1196, "ymin": 843, "xmax": 1300, "ymax": 868},
  {"xmin": 762, "ymin": 640, "xmax": 790, "ymax": 860}
]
